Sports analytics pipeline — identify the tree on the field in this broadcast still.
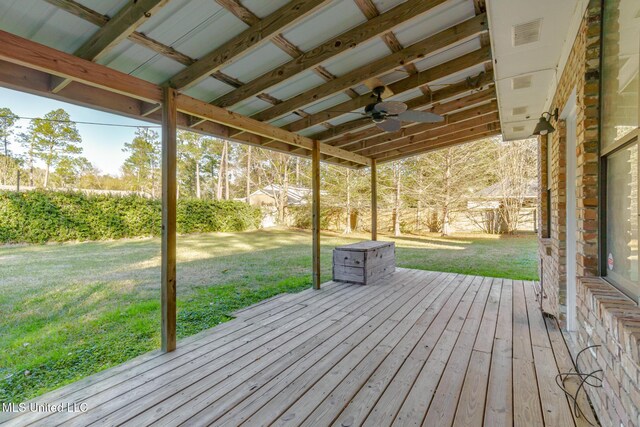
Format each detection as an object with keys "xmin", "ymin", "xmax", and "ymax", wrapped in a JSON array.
[
  {"xmin": 122, "ymin": 127, "xmax": 160, "ymax": 196},
  {"xmin": 0, "ymin": 107, "xmax": 19, "ymax": 185},
  {"xmin": 407, "ymin": 139, "xmax": 496, "ymax": 235},
  {"xmin": 495, "ymin": 138, "xmax": 538, "ymax": 233},
  {"xmin": 29, "ymin": 109, "xmax": 82, "ymax": 188},
  {"xmin": 216, "ymin": 140, "xmax": 229, "ymax": 200},
  {"xmin": 53, "ymin": 156, "xmax": 93, "ymax": 188},
  {"xmin": 178, "ymin": 131, "xmax": 216, "ymax": 198},
  {"xmin": 322, "ymin": 164, "xmax": 369, "ymax": 233}
]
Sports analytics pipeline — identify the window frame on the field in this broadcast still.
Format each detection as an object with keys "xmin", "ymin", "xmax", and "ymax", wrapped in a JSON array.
[{"xmin": 599, "ymin": 0, "xmax": 640, "ymax": 301}]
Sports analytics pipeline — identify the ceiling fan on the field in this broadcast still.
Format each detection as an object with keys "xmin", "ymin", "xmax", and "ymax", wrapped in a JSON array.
[{"xmin": 359, "ymin": 85, "xmax": 445, "ymax": 132}]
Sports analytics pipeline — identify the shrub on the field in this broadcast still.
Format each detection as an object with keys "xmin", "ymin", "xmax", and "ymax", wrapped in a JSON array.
[{"xmin": 0, "ymin": 190, "xmax": 261, "ymax": 244}]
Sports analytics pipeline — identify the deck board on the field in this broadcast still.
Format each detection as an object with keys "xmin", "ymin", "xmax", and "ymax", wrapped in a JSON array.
[{"xmin": 1, "ymin": 269, "xmax": 597, "ymax": 427}]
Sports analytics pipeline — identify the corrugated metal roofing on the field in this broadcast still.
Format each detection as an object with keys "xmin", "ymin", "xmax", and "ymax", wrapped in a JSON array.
[
  {"xmin": 0, "ymin": 0, "xmax": 499, "ymax": 162},
  {"xmin": 280, "ymin": 0, "xmax": 367, "ymax": 52}
]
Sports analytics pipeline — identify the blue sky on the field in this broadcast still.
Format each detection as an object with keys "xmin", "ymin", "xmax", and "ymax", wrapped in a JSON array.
[{"xmin": 0, "ymin": 87, "xmax": 159, "ymax": 175}]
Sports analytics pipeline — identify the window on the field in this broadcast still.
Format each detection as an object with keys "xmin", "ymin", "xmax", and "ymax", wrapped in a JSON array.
[
  {"xmin": 602, "ymin": 0, "xmax": 640, "ymax": 299},
  {"xmin": 602, "ymin": 0, "xmax": 639, "ymax": 149},
  {"xmin": 606, "ymin": 143, "xmax": 638, "ymax": 296}
]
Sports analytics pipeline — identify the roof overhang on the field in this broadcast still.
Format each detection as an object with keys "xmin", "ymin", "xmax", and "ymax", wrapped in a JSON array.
[
  {"xmin": 0, "ymin": 0, "xmax": 504, "ymax": 167},
  {"xmin": 486, "ymin": 0, "xmax": 589, "ymax": 141}
]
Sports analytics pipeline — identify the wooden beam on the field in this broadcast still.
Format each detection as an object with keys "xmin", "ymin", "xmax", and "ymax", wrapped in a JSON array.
[
  {"xmin": 0, "ymin": 29, "xmax": 162, "ymax": 102},
  {"xmin": 294, "ymin": 48, "xmax": 493, "ymax": 145},
  {"xmin": 176, "ymin": 94, "xmax": 370, "ymax": 165},
  {"xmin": 285, "ymin": 48, "xmax": 492, "ymax": 135},
  {"xmin": 0, "ymin": 31, "xmax": 368, "ymax": 165},
  {"xmin": 323, "ymin": 104, "xmax": 498, "ymax": 163},
  {"xmin": 358, "ymin": 110, "xmax": 499, "ymax": 157},
  {"xmin": 45, "ymin": 0, "xmax": 251, "ymax": 93},
  {"xmin": 376, "ymin": 129, "xmax": 501, "ymax": 163},
  {"xmin": 51, "ymin": 0, "xmax": 168, "ymax": 93},
  {"xmin": 249, "ymin": 14, "xmax": 488, "ymax": 124},
  {"xmin": 371, "ymin": 159, "xmax": 378, "ymax": 241},
  {"xmin": 215, "ymin": 0, "xmax": 260, "ymax": 25},
  {"xmin": 323, "ymin": 86, "xmax": 496, "ymax": 148},
  {"xmin": 213, "ymin": 0, "xmax": 448, "ymax": 108},
  {"xmin": 350, "ymin": 99, "xmax": 498, "ymax": 153},
  {"xmin": 167, "ymin": 0, "xmax": 330, "ymax": 90},
  {"xmin": 374, "ymin": 123, "xmax": 501, "ymax": 161},
  {"xmin": 353, "ymin": 0, "xmax": 379, "ymax": 19},
  {"xmin": 161, "ymin": 86, "xmax": 177, "ymax": 352},
  {"xmin": 312, "ymin": 139, "xmax": 321, "ymax": 290},
  {"xmin": 75, "ymin": 0, "xmax": 167, "ymax": 61}
]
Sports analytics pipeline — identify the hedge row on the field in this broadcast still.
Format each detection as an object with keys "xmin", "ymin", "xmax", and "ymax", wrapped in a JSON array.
[{"xmin": 0, "ymin": 191, "xmax": 261, "ymax": 244}]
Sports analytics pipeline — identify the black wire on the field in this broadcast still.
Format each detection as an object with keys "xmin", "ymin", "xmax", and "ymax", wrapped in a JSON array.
[
  {"xmin": 554, "ymin": 344, "xmax": 602, "ymax": 426},
  {"xmin": 0, "ymin": 114, "xmax": 159, "ymax": 129}
]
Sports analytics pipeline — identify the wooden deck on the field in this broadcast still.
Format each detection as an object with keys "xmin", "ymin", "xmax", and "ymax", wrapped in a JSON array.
[{"xmin": 1, "ymin": 269, "xmax": 597, "ymax": 427}]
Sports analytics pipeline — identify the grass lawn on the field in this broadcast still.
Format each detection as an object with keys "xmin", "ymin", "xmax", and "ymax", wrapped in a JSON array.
[{"xmin": 0, "ymin": 228, "xmax": 538, "ymax": 403}]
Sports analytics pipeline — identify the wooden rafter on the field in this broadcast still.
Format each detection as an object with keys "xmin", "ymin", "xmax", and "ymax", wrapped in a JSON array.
[
  {"xmin": 285, "ymin": 47, "xmax": 492, "ymax": 137},
  {"xmin": 0, "ymin": 30, "xmax": 367, "ymax": 166},
  {"xmin": 332, "ymin": 90, "xmax": 497, "ymax": 149},
  {"xmin": 1, "ymin": 60, "xmax": 361, "ymax": 168},
  {"xmin": 321, "ymin": 97, "xmax": 497, "ymax": 162},
  {"xmin": 357, "ymin": 110, "xmax": 499, "ymax": 157},
  {"xmin": 376, "ymin": 129, "xmax": 501, "ymax": 163},
  {"xmin": 353, "ymin": 0, "xmax": 420, "ymax": 77},
  {"xmin": 44, "ymin": 0, "xmax": 246, "ymax": 96},
  {"xmin": 50, "ymin": 0, "xmax": 168, "ymax": 93},
  {"xmin": 247, "ymin": 14, "xmax": 488, "ymax": 125},
  {"xmin": 167, "ymin": 0, "xmax": 331, "ymax": 90},
  {"xmin": 373, "ymin": 123, "xmax": 501, "ymax": 161},
  {"xmin": 346, "ymin": 100, "xmax": 497, "ymax": 154},
  {"xmin": 297, "ymin": 88, "xmax": 495, "ymax": 161},
  {"xmin": 213, "ymin": 0, "xmax": 448, "ymax": 108},
  {"xmin": 188, "ymin": 0, "xmax": 357, "ymax": 129}
]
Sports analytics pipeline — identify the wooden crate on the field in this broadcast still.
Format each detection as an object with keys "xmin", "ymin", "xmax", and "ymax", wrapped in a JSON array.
[{"xmin": 333, "ymin": 241, "xmax": 395, "ymax": 285}]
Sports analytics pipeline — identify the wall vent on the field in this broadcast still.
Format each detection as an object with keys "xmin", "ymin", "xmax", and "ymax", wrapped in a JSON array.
[
  {"xmin": 512, "ymin": 75, "xmax": 532, "ymax": 90},
  {"xmin": 512, "ymin": 19, "xmax": 542, "ymax": 47},
  {"xmin": 512, "ymin": 125, "xmax": 525, "ymax": 132},
  {"xmin": 512, "ymin": 106, "xmax": 528, "ymax": 116}
]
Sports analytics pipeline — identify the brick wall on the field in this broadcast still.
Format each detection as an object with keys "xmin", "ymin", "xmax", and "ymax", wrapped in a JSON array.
[
  {"xmin": 538, "ymin": 1, "xmax": 640, "ymax": 425},
  {"xmin": 576, "ymin": 277, "xmax": 640, "ymax": 426}
]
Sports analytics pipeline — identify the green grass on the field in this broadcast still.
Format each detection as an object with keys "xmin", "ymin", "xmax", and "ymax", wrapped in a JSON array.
[{"xmin": 0, "ymin": 228, "xmax": 538, "ymax": 403}]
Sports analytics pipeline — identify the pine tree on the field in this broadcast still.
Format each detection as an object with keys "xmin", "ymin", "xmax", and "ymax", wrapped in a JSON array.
[{"xmin": 29, "ymin": 109, "xmax": 82, "ymax": 188}]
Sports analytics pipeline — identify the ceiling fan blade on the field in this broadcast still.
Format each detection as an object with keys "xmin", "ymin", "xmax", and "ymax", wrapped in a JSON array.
[
  {"xmin": 397, "ymin": 110, "xmax": 444, "ymax": 123},
  {"xmin": 376, "ymin": 119, "xmax": 402, "ymax": 132},
  {"xmin": 374, "ymin": 101, "xmax": 407, "ymax": 115}
]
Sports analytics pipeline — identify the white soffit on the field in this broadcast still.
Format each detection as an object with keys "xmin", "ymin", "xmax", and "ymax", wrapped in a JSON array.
[{"xmin": 486, "ymin": 0, "xmax": 589, "ymax": 140}]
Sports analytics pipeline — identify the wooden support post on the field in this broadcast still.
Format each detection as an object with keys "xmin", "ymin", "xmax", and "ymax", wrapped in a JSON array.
[
  {"xmin": 371, "ymin": 158, "xmax": 378, "ymax": 241},
  {"xmin": 312, "ymin": 139, "xmax": 321, "ymax": 290},
  {"xmin": 161, "ymin": 86, "xmax": 177, "ymax": 352}
]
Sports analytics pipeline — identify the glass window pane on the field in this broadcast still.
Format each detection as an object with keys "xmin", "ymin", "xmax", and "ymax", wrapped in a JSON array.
[
  {"xmin": 602, "ymin": 0, "xmax": 639, "ymax": 148},
  {"xmin": 606, "ymin": 142, "xmax": 638, "ymax": 297}
]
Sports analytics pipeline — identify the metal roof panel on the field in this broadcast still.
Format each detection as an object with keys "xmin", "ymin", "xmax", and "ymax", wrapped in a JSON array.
[
  {"xmin": 280, "ymin": 0, "xmax": 367, "ymax": 52},
  {"xmin": 321, "ymin": 37, "xmax": 391, "ymax": 76},
  {"xmin": 0, "ymin": 0, "xmax": 96, "ymax": 54},
  {"xmin": 394, "ymin": 0, "xmax": 475, "ymax": 47},
  {"xmin": 242, "ymin": 0, "xmax": 291, "ymax": 18},
  {"xmin": 140, "ymin": 0, "xmax": 246, "ymax": 60},
  {"xmin": 220, "ymin": 42, "xmax": 292, "ymax": 83}
]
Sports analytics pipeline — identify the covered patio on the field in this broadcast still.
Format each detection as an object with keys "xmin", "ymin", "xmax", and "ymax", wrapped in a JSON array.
[
  {"xmin": 0, "ymin": 269, "xmax": 596, "ymax": 426},
  {"xmin": 0, "ymin": 0, "xmax": 606, "ymax": 425}
]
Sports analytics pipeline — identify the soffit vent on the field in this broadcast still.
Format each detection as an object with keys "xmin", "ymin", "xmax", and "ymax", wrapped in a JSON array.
[
  {"xmin": 512, "ymin": 19, "xmax": 542, "ymax": 47},
  {"xmin": 512, "ymin": 125, "xmax": 525, "ymax": 132},
  {"xmin": 512, "ymin": 75, "xmax": 532, "ymax": 90},
  {"xmin": 512, "ymin": 106, "xmax": 528, "ymax": 116}
]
